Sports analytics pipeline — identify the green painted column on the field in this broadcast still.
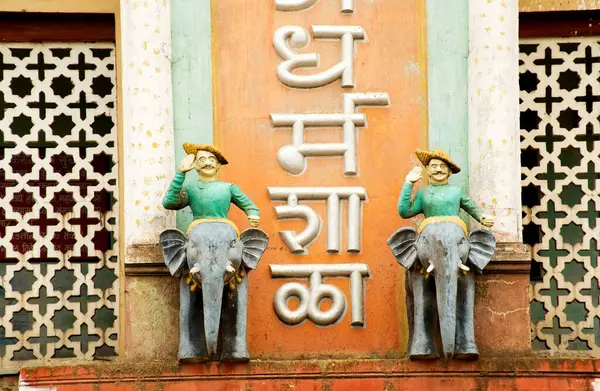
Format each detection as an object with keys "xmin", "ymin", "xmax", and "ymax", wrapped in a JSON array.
[
  {"xmin": 171, "ymin": 0, "xmax": 214, "ymax": 231},
  {"xmin": 426, "ymin": 0, "xmax": 469, "ymax": 192}
]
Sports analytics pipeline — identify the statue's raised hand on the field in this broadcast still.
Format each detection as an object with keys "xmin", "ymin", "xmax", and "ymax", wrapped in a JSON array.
[
  {"xmin": 480, "ymin": 214, "xmax": 495, "ymax": 228},
  {"xmin": 247, "ymin": 215, "xmax": 260, "ymax": 227},
  {"xmin": 405, "ymin": 167, "xmax": 423, "ymax": 184},
  {"xmin": 178, "ymin": 154, "xmax": 196, "ymax": 173}
]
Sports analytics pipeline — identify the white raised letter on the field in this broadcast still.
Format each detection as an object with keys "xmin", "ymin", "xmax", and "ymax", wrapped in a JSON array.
[
  {"xmin": 273, "ymin": 25, "xmax": 365, "ymax": 88},
  {"xmin": 271, "ymin": 93, "xmax": 390, "ymax": 175},
  {"xmin": 269, "ymin": 187, "xmax": 366, "ymax": 253},
  {"xmin": 271, "ymin": 263, "xmax": 370, "ymax": 326}
]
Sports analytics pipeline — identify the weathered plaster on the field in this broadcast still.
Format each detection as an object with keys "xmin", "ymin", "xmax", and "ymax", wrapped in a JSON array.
[
  {"xmin": 468, "ymin": 0, "xmax": 522, "ymax": 242},
  {"xmin": 123, "ymin": 277, "xmax": 179, "ymax": 360},
  {"xmin": 171, "ymin": 0, "xmax": 214, "ymax": 231},
  {"xmin": 520, "ymin": 0, "xmax": 600, "ymax": 12},
  {"xmin": 475, "ymin": 274, "xmax": 531, "ymax": 356},
  {"xmin": 120, "ymin": 0, "xmax": 175, "ymax": 258},
  {"xmin": 427, "ymin": 0, "xmax": 469, "ymax": 196}
]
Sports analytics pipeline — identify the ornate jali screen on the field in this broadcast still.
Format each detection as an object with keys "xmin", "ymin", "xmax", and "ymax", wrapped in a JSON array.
[
  {"xmin": 0, "ymin": 42, "xmax": 118, "ymax": 366},
  {"xmin": 520, "ymin": 37, "xmax": 600, "ymax": 354}
]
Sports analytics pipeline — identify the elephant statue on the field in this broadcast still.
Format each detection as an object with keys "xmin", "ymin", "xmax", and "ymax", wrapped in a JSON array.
[
  {"xmin": 387, "ymin": 221, "xmax": 496, "ymax": 360},
  {"xmin": 159, "ymin": 222, "xmax": 269, "ymax": 361}
]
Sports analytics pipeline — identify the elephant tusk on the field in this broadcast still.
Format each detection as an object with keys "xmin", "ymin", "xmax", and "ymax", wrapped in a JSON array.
[
  {"xmin": 187, "ymin": 268, "xmax": 201, "ymax": 292},
  {"xmin": 423, "ymin": 264, "xmax": 434, "ymax": 279},
  {"xmin": 459, "ymin": 264, "xmax": 470, "ymax": 272}
]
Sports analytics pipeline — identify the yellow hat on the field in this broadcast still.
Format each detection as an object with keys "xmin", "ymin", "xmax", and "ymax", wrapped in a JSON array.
[
  {"xmin": 415, "ymin": 148, "xmax": 461, "ymax": 174},
  {"xmin": 182, "ymin": 143, "xmax": 228, "ymax": 165}
]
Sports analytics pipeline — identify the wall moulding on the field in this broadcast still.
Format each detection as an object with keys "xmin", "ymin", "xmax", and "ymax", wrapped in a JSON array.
[
  {"xmin": 0, "ymin": 0, "xmax": 117, "ymax": 14},
  {"xmin": 520, "ymin": 0, "xmax": 600, "ymax": 13},
  {"xmin": 124, "ymin": 243, "xmax": 164, "ymax": 265},
  {"xmin": 17, "ymin": 358, "xmax": 600, "ymax": 389},
  {"xmin": 519, "ymin": 10, "xmax": 600, "ymax": 38},
  {"xmin": 124, "ymin": 262, "xmax": 171, "ymax": 277},
  {"xmin": 0, "ymin": 12, "xmax": 115, "ymax": 42},
  {"xmin": 483, "ymin": 242, "xmax": 531, "ymax": 274},
  {"xmin": 122, "ymin": 242, "xmax": 531, "ymax": 277}
]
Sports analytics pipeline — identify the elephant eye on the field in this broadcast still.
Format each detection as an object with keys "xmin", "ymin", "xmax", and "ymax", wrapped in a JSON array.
[{"xmin": 229, "ymin": 239, "xmax": 237, "ymax": 248}]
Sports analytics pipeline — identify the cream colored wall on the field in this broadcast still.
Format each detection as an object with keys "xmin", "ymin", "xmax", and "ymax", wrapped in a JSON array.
[
  {"xmin": 520, "ymin": 0, "xmax": 600, "ymax": 12},
  {"xmin": 0, "ymin": 0, "xmax": 117, "ymax": 13}
]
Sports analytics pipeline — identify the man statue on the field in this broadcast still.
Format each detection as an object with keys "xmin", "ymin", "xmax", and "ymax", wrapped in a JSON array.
[
  {"xmin": 387, "ymin": 149, "xmax": 497, "ymax": 360},
  {"xmin": 399, "ymin": 148, "xmax": 494, "ymax": 231},
  {"xmin": 159, "ymin": 143, "xmax": 268, "ymax": 361},
  {"xmin": 163, "ymin": 143, "xmax": 260, "ymax": 229}
]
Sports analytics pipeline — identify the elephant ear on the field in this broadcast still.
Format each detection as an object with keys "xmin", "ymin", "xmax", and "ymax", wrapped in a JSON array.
[
  {"xmin": 159, "ymin": 229, "xmax": 188, "ymax": 277},
  {"xmin": 240, "ymin": 228, "xmax": 269, "ymax": 271},
  {"xmin": 387, "ymin": 227, "xmax": 418, "ymax": 270},
  {"xmin": 468, "ymin": 229, "xmax": 497, "ymax": 273}
]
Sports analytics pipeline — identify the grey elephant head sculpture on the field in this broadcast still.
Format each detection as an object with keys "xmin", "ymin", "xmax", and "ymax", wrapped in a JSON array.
[
  {"xmin": 387, "ymin": 222, "xmax": 496, "ymax": 359},
  {"xmin": 160, "ymin": 222, "xmax": 268, "ymax": 361}
]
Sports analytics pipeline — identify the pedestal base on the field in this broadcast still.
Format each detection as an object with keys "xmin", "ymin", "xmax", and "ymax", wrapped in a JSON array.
[{"xmin": 16, "ymin": 358, "xmax": 600, "ymax": 391}]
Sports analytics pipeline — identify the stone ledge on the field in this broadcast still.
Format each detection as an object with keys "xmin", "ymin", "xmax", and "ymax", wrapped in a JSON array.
[
  {"xmin": 124, "ymin": 262, "xmax": 170, "ymax": 276},
  {"xmin": 17, "ymin": 359, "xmax": 600, "ymax": 390},
  {"xmin": 486, "ymin": 242, "xmax": 531, "ymax": 274},
  {"xmin": 124, "ymin": 242, "xmax": 533, "ymax": 276},
  {"xmin": 124, "ymin": 243, "xmax": 163, "ymax": 265}
]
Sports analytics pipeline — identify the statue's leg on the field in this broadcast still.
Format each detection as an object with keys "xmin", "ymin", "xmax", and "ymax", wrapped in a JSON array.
[
  {"xmin": 409, "ymin": 271, "xmax": 439, "ymax": 359},
  {"xmin": 220, "ymin": 275, "xmax": 250, "ymax": 361},
  {"xmin": 178, "ymin": 276, "xmax": 207, "ymax": 361},
  {"xmin": 455, "ymin": 273, "xmax": 478, "ymax": 359}
]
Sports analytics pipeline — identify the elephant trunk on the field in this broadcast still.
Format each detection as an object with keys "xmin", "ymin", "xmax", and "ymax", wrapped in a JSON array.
[
  {"xmin": 434, "ymin": 252, "xmax": 459, "ymax": 359},
  {"xmin": 199, "ymin": 267, "xmax": 225, "ymax": 357}
]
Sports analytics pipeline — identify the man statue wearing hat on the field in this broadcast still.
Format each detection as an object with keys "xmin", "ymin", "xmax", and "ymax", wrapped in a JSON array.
[
  {"xmin": 388, "ymin": 148, "xmax": 497, "ymax": 360},
  {"xmin": 159, "ymin": 143, "xmax": 269, "ymax": 362},
  {"xmin": 399, "ymin": 148, "xmax": 494, "ymax": 229},
  {"xmin": 163, "ymin": 143, "xmax": 260, "ymax": 227}
]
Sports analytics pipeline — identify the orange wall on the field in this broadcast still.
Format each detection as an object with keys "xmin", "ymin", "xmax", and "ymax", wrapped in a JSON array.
[{"xmin": 213, "ymin": 1, "xmax": 427, "ymax": 358}]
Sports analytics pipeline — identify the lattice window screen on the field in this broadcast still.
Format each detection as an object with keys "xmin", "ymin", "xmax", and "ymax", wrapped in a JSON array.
[
  {"xmin": 520, "ymin": 37, "xmax": 600, "ymax": 354},
  {"xmin": 0, "ymin": 43, "xmax": 118, "ymax": 367}
]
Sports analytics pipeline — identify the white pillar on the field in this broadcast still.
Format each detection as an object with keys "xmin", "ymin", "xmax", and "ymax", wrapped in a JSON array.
[
  {"xmin": 468, "ymin": 0, "xmax": 521, "ymax": 242},
  {"xmin": 120, "ymin": 0, "xmax": 175, "ymax": 259}
]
